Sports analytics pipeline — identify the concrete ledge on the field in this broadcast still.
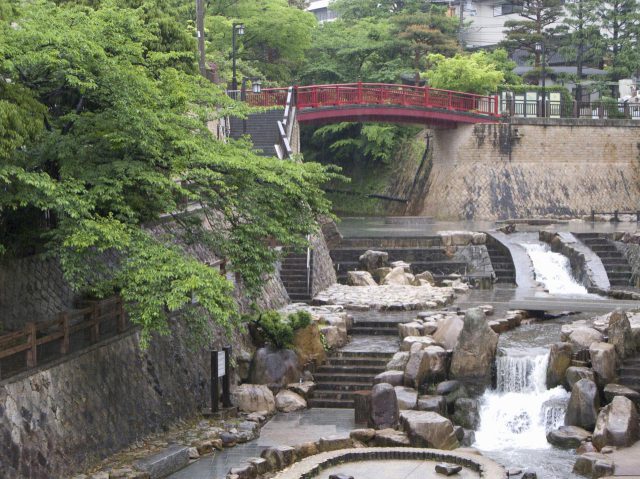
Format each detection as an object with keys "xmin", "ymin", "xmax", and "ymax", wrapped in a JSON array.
[
  {"xmin": 510, "ymin": 117, "xmax": 640, "ymax": 127},
  {"xmin": 134, "ymin": 445, "xmax": 190, "ymax": 479}
]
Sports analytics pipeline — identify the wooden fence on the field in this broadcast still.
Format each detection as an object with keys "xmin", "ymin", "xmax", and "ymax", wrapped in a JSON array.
[{"xmin": 0, "ymin": 296, "xmax": 128, "ymax": 379}]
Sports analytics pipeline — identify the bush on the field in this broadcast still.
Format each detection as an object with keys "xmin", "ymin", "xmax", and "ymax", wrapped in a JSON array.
[{"xmin": 251, "ymin": 309, "xmax": 313, "ymax": 349}]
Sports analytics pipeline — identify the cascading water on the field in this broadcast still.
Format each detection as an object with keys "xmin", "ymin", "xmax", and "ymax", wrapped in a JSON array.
[
  {"xmin": 522, "ymin": 243, "xmax": 590, "ymax": 296},
  {"xmin": 474, "ymin": 351, "xmax": 569, "ymax": 451}
]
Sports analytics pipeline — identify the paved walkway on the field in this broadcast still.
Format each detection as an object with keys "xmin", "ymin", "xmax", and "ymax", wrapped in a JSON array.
[{"xmin": 168, "ymin": 409, "xmax": 355, "ymax": 479}]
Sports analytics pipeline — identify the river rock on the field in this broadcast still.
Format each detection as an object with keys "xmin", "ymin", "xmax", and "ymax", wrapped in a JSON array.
[
  {"xmin": 452, "ymin": 398, "xmax": 480, "ymax": 430},
  {"xmin": 383, "ymin": 266, "xmax": 411, "ymax": 285},
  {"xmin": 350, "ymin": 428, "xmax": 376, "ymax": 443},
  {"xmin": 400, "ymin": 410, "xmax": 459, "ymax": 450},
  {"xmin": 399, "ymin": 321, "xmax": 424, "ymax": 339},
  {"xmin": 546, "ymin": 425, "xmax": 591, "ymax": 448},
  {"xmin": 592, "ymin": 396, "xmax": 639, "ymax": 450},
  {"xmin": 373, "ymin": 428, "xmax": 411, "ymax": 447},
  {"xmin": 404, "ymin": 347, "xmax": 429, "ymax": 388},
  {"xmin": 231, "ymin": 384, "xmax": 276, "ymax": 413},
  {"xmin": 249, "ymin": 347, "xmax": 302, "ymax": 388},
  {"xmin": 390, "ymin": 260, "xmax": 412, "ymax": 272},
  {"xmin": 436, "ymin": 380, "xmax": 468, "ymax": 409},
  {"xmin": 604, "ymin": 383, "xmax": 640, "ymax": 407},
  {"xmin": 359, "ymin": 250, "xmax": 388, "ymax": 273},
  {"xmin": 450, "ymin": 308, "xmax": 498, "ymax": 392},
  {"xmin": 275, "ymin": 390, "xmax": 306, "ymax": 412},
  {"xmin": 569, "ymin": 327, "xmax": 604, "ymax": 352},
  {"xmin": 415, "ymin": 271, "xmax": 435, "ymax": 285},
  {"xmin": 608, "ymin": 309, "xmax": 636, "ymax": 359},
  {"xmin": 347, "ymin": 271, "xmax": 377, "ymax": 287},
  {"xmin": 293, "ymin": 323, "xmax": 326, "ymax": 365},
  {"xmin": 573, "ymin": 452, "xmax": 612, "ymax": 476},
  {"xmin": 374, "ymin": 370, "xmax": 404, "ymax": 387},
  {"xmin": 435, "ymin": 463, "xmax": 462, "ymax": 476},
  {"xmin": 387, "ymin": 351, "xmax": 410, "ymax": 371},
  {"xmin": 320, "ymin": 325, "xmax": 347, "ymax": 349},
  {"xmin": 417, "ymin": 395, "xmax": 447, "ymax": 415},
  {"xmin": 260, "ymin": 445, "xmax": 296, "ymax": 471},
  {"xmin": 394, "ymin": 386, "xmax": 418, "ymax": 410},
  {"xmin": 401, "ymin": 336, "xmax": 435, "ymax": 351},
  {"xmin": 433, "ymin": 314, "xmax": 464, "ymax": 349},
  {"xmin": 589, "ymin": 342, "xmax": 617, "ymax": 386},
  {"xmin": 287, "ymin": 381, "xmax": 315, "ymax": 400},
  {"xmin": 565, "ymin": 379, "xmax": 600, "ymax": 431},
  {"xmin": 565, "ymin": 367, "xmax": 596, "ymax": 390},
  {"xmin": 370, "ymin": 383, "xmax": 399, "ymax": 429},
  {"xmin": 546, "ymin": 342, "xmax": 573, "ymax": 389}
]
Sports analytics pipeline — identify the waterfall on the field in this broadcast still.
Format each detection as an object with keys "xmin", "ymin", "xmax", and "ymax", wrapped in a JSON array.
[
  {"xmin": 522, "ymin": 243, "xmax": 590, "ymax": 296},
  {"xmin": 474, "ymin": 352, "xmax": 569, "ymax": 450}
]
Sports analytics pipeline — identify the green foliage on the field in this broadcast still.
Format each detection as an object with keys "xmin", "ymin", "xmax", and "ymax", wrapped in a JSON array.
[
  {"xmin": 596, "ymin": 1, "xmax": 640, "ymax": 80},
  {"xmin": 0, "ymin": 0, "xmax": 335, "ymax": 344},
  {"xmin": 426, "ymin": 52, "xmax": 506, "ymax": 94},
  {"xmin": 250, "ymin": 309, "xmax": 311, "ymax": 349}
]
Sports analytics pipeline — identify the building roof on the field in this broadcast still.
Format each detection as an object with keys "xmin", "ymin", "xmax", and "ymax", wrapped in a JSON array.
[{"xmin": 514, "ymin": 66, "xmax": 608, "ymax": 76}]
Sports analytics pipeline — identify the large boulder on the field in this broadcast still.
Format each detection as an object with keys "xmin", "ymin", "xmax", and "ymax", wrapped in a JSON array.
[
  {"xmin": 604, "ymin": 383, "xmax": 640, "ymax": 407},
  {"xmin": 589, "ymin": 342, "xmax": 617, "ymax": 386},
  {"xmin": 293, "ymin": 323, "xmax": 326, "ymax": 365},
  {"xmin": 436, "ymin": 380, "xmax": 468, "ymax": 410},
  {"xmin": 370, "ymin": 383, "xmax": 399, "ymax": 429},
  {"xmin": 569, "ymin": 327, "xmax": 604, "ymax": 352},
  {"xmin": 546, "ymin": 342, "xmax": 573, "ymax": 389},
  {"xmin": 320, "ymin": 325, "xmax": 347, "ymax": 349},
  {"xmin": 399, "ymin": 410, "xmax": 459, "ymax": 450},
  {"xmin": 249, "ymin": 347, "xmax": 301, "ymax": 388},
  {"xmin": 398, "ymin": 322, "xmax": 424, "ymax": 339},
  {"xmin": 450, "ymin": 308, "xmax": 498, "ymax": 392},
  {"xmin": 546, "ymin": 425, "xmax": 591, "ymax": 448},
  {"xmin": 565, "ymin": 367, "xmax": 596, "ymax": 390},
  {"xmin": 433, "ymin": 315, "xmax": 464, "ymax": 350},
  {"xmin": 347, "ymin": 271, "xmax": 377, "ymax": 287},
  {"xmin": 452, "ymin": 398, "xmax": 480, "ymax": 430},
  {"xmin": 359, "ymin": 250, "xmax": 389, "ymax": 273},
  {"xmin": 386, "ymin": 351, "xmax": 410, "ymax": 371},
  {"xmin": 382, "ymin": 266, "xmax": 411, "ymax": 286},
  {"xmin": 565, "ymin": 379, "xmax": 600, "ymax": 431},
  {"xmin": 231, "ymin": 384, "xmax": 276, "ymax": 413},
  {"xmin": 417, "ymin": 395, "xmax": 447, "ymax": 416},
  {"xmin": 275, "ymin": 390, "xmax": 307, "ymax": 412},
  {"xmin": 608, "ymin": 309, "xmax": 636, "ymax": 360},
  {"xmin": 403, "ymin": 346, "xmax": 429, "ymax": 388},
  {"xmin": 374, "ymin": 370, "xmax": 404, "ymax": 387},
  {"xmin": 401, "ymin": 336, "xmax": 436, "ymax": 351},
  {"xmin": 394, "ymin": 386, "xmax": 418, "ymax": 410},
  {"xmin": 592, "ymin": 396, "xmax": 639, "ymax": 450}
]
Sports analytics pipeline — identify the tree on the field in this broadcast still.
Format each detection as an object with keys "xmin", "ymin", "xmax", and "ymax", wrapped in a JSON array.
[
  {"xmin": 559, "ymin": 0, "xmax": 603, "ymax": 100},
  {"xmin": 425, "ymin": 51, "xmax": 506, "ymax": 94},
  {"xmin": 597, "ymin": 0, "xmax": 640, "ymax": 81},
  {"xmin": 1, "ymin": 0, "xmax": 335, "ymax": 344},
  {"xmin": 501, "ymin": 0, "xmax": 564, "ymax": 82}
]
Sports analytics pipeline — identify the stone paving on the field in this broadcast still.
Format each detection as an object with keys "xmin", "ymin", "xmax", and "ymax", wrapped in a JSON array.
[
  {"xmin": 314, "ymin": 459, "xmax": 481, "ymax": 479},
  {"xmin": 167, "ymin": 409, "xmax": 355, "ymax": 479}
]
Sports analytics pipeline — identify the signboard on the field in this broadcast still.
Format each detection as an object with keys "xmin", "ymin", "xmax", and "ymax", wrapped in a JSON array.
[{"xmin": 217, "ymin": 351, "xmax": 226, "ymax": 377}]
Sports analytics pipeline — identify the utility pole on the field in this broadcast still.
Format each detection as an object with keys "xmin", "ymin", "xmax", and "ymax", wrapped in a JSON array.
[
  {"xmin": 458, "ymin": 0, "xmax": 465, "ymax": 48},
  {"xmin": 196, "ymin": 0, "xmax": 206, "ymax": 77}
]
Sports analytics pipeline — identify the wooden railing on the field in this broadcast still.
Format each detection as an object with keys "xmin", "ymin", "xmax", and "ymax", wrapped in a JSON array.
[
  {"xmin": 244, "ymin": 83, "xmax": 500, "ymax": 117},
  {"xmin": 0, "ymin": 296, "xmax": 128, "ymax": 379}
]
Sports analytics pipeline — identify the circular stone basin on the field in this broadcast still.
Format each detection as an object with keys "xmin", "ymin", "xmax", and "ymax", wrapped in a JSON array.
[{"xmin": 274, "ymin": 447, "xmax": 506, "ymax": 479}]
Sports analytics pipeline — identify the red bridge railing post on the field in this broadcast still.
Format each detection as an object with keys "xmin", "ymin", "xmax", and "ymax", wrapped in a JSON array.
[{"xmin": 357, "ymin": 81, "xmax": 363, "ymax": 104}]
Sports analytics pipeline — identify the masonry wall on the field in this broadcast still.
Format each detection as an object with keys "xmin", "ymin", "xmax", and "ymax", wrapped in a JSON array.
[{"xmin": 407, "ymin": 119, "xmax": 640, "ymax": 220}]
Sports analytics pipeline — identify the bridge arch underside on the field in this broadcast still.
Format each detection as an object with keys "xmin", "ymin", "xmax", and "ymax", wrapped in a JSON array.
[{"xmin": 297, "ymin": 105, "xmax": 498, "ymax": 128}]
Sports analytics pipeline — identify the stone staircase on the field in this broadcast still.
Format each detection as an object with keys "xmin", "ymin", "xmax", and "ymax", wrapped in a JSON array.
[
  {"xmin": 575, "ymin": 233, "xmax": 633, "ymax": 287},
  {"xmin": 309, "ymin": 351, "xmax": 394, "ymax": 408},
  {"xmin": 350, "ymin": 320, "xmax": 399, "ymax": 336},
  {"xmin": 228, "ymin": 109, "xmax": 283, "ymax": 157},
  {"xmin": 280, "ymin": 252, "xmax": 312, "ymax": 303},
  {"xmin": 330, "ymin": 237, "xmax": 467, "ymax": 284},
  {"xmin": 617, "ymin": 356, "xmax": 640, "ymax": 393},
  {"xmin": 485, "ymin": 238, "xmax": 516, "ymax": 284}
]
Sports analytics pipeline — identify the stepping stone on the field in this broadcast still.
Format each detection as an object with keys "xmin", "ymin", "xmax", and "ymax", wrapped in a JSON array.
[
  {"xmin": 435, "ymin": 462, "xmax": 462, "ymax": 476},
  {"xmin": 133, "ymin": 445, "xmax": 189, "ymax": 479},
  {"xmin": 329, "ymin": 475, "xmax": 354, "ymax": 479}
]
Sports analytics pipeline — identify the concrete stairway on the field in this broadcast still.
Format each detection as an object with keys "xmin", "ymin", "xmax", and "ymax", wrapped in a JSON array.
[
  {"xmin": 309, "ymin": 351, "xmax": 394, "ymax": 408},
  {"xmin": 280, "ymin": 252, "xmax": 312, "ymax": 303},
  {"xmin": 350, "ymin": 320, "xmax": 399, "ymax": 336},
  {"xmin": 617, "ymin": 356, "xmax": 640, "ymax": 393},
  {"xmin": 228, "ymin": 109, "xmax": 283, "ymax": 157},
  {"xmin": 575, "ymin": 233, "xmax": 633, "ymax": 287},
  {"xmin": 485, "ymin": 239, "xmax": 516, "ymax": 284}
]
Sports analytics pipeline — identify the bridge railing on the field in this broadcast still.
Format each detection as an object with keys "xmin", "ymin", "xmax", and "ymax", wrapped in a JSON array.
[{"xmin": 245, "ymin": 83, "xmax": 499, "ymax": 117}]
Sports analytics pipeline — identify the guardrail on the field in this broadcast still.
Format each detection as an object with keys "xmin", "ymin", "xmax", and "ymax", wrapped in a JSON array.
[
  {"xmin": 591, "ymin": 209, "xmax": 640, "ymax": 222},
  {"xmin": 0, "ymin": 296, "xmax": 128, "ymax": 379},
  {"xmin": 501, "ymin": 98, "xmax": 640, "ymax": 120}
]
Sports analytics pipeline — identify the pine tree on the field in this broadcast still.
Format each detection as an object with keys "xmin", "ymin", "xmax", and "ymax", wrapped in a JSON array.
[{"xmin": 597, "ymin": 0, "xmax": 640, "ymax": 81}]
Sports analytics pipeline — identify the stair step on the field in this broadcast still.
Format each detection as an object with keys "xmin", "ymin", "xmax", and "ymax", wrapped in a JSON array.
[
  {"xmin": 314, "ymin": 382, "xmax": 376, "ymax": 391},
  {"xmin": 326, "ymin": 358, "xmax": 389, "ymax": 367},
  {"xmin": 316, "ymin": 366, "xmax": 383, "ymax": 375},
  {"xmin": 308, "ymin": 399, "xmax": 353, "ymax": 408},
  {"xmin": 351, "ymin": 329, "xmax": 398, "ymax": 336}
]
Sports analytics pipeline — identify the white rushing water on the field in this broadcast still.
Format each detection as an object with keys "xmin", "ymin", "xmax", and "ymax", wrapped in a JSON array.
[
  {"xmin": 474, "ymin": 352, "xmax": 570, "ymax": 450},
  {"xmin": 522, "ymin": 243, "xmax": 590, "ymax": 296}
]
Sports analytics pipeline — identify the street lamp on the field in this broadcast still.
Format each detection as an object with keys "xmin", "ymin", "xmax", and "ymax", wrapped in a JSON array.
[
  {"xmin": 241, "ymin": 77, "xmax": 262, "ymax": 134},
  {"xmin": 535, "ymin": 42, "xmax": 546, "ymax": 118},
  {"xmin": 231, "ymin": 23, "xmax": 245, "ymax": 94}
]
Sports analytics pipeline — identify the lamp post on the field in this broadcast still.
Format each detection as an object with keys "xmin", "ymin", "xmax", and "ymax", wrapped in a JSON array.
[
  {"xmin": 241, "ymin": 77, "xmax": 262, "ymax": 134},
  {"xmin": 231, "ymin": 23, "xmax": 245, "ymax": 94},
  {"xmin": 535, "ymin": 42, "xmax": 546, "ymax": 118}
]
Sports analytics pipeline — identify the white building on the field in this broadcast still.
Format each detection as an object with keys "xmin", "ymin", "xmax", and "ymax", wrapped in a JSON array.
[{"xmin": 306, "ymin": 0, "xmax": 338, "ymax": 23}]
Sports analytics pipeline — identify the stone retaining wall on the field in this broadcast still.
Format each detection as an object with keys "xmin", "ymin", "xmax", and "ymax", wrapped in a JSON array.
[
  {"xmin": 408, "ymin": 121, "xmax": 640, "ymax": 220},
  {"xmin": 310, "ymin": 231, "xmax": 337, "ymax": 296}
]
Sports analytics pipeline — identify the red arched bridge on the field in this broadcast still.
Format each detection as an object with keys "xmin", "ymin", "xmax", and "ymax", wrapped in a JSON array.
[{"xmin": 245, "ymin": 82, "xmax": 500, "ymax": 128}]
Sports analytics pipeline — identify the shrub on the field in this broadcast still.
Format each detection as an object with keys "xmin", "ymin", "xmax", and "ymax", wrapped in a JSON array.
[
  {"xmin": 288, "ymin": 310, "xmax": 312, "ymax": 331},
  {"xmin": 251, "ymin": 309, "xmax": 313, "ymax": 349}
]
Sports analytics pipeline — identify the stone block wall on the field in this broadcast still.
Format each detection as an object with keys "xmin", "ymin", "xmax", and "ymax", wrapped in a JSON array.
[
  {"xmin": 0, "ymin": 256, "xmax": 77, "ymax": 331},
  {"xmin": 310, "ymin": 230, "xmax": 337, "ymax": 296},
  {"xmin": 407, "ymin": 119, "xmax": 640, "ymax": 220}
]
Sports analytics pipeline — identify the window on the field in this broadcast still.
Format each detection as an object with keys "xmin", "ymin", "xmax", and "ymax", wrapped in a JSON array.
[{"xmin": 493, "ymin": 2, "xmax": 523, "ymax": 16}]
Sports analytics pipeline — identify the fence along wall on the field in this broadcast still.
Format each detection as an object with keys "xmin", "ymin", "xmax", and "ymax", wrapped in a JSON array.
[{"xmin": 407, "ymin": 119, "xmax": 640, "ymax": 220}]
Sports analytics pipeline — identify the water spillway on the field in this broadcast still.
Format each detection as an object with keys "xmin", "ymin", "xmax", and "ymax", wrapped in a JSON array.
[{"xmin": 522, "ymin": 243, "xmax": 589, "ymax": 296}]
